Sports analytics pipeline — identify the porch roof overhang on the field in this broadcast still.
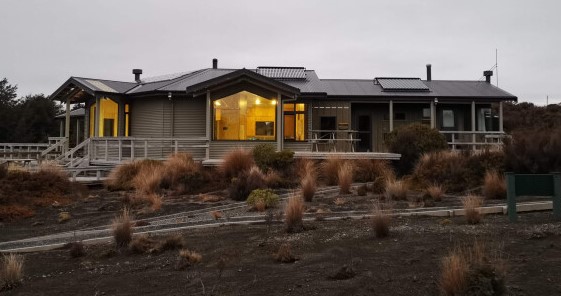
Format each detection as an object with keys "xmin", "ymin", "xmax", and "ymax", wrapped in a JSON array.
[
  {"xmin": 185, "ymin": 69, "xmax": 301, "ymax": 98},
  {"xmin": 50, "ymin": 77, "xmax": 96, "ymax": 103}
]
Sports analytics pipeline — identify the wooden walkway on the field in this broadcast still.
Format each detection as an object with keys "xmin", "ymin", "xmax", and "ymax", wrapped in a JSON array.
[{"xmin": 293, "ymin": 151, "xmax": 401, "ymax": 160}]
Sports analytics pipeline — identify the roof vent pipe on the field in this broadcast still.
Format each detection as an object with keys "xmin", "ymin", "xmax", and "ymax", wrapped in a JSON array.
[
  {"xmin": 212, "ymin": 58, "xmax": 218, "ymax": 69},
  {"xmin": 483, "ymin": 70, "xmax": 493, "ymax": 83},
  {"xmin": 426, "ymin": 64, "xmax": 432, "ymax": 81},
  {"xmin": 132, "ymin": 69, "xmax": 143, "ymax": 83}
]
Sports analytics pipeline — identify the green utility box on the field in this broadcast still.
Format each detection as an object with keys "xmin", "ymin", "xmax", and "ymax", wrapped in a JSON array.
[{"xmin": 506, "ymin": 172, "xmax": 561, "ymax": 222}]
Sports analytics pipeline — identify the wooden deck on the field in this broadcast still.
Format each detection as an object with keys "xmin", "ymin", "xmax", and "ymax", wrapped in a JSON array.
[{"xmin": 293, "ymin": 151, "xmax": 400, "ymax": 160}]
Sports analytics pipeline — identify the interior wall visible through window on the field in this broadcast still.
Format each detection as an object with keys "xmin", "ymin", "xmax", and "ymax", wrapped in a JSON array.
[
  {"xmin": 284, "ymin": 103, "xmax": 306, "ymax": 141},
  {"xmin": 213, "ymin": 91, "xmax": 276, "ymax": 140}
]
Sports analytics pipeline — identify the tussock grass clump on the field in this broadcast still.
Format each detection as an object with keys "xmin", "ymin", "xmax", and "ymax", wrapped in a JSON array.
[
  {"xmin": 210, "ymin": 210, "xmax": 223, "ymax": 220},
  {"xmin": 274, "ymin": 242, "xmax": 297, "ymax": 263},
  {"xmin": 162, "ymin": 153, "xmax": 203, "ymax": 193},
  {"xmin": 1, "ymin": 253, "xmax": 24, "ymax": 290},
  {"xmin": 322, "ymin": 157, "xmax": 343, "ymax": 186},
  {"xmin": 132, "ymin": 161, "xmax": 165, "ymax": 195},
  {"xmin": 38, "ymin": 161, "xmax": 68, "ymax": 179},
  {"xmin": 68, "ymin": 241, "xmax": 85, "ymax": 258},
  {"xmin": 106, "ymin": 159, "xmax": 160, "ymax": 191},
  {"xmin": 300, "ymin": 160, "xmax": 317, "ymax": 202},
  {"xmin": 353, "ymin": 159, "xmax": 395, "ymax": 193},
  {"xmin": 129, "ymin": 235, "xmax": 158, "ymax": 254},
  {"xmin": 129, "ymin": 233, "xmax": 186, "ymax": 254},
  {"xmin": 424, "ymin": 184, "xmax": 445, "ymax": 202},
  {"xmin": 112, "ymin": 208, "xmax": 133, "ymax": 248},
  {"xmin": 462, "ymin": 195, "xmax": 484, "ymax": 224},
  {"xmin": 483, "ymin": 170, "xmax": 506, "ymax": 200},
  {"xmin": 221, "ymin": 149, "xmax": 254, "ymax": 179},
  {"xmin": 440, "ymin": 242, "xmax": 506, "ymax": 296},
  {"xmin": 228, "ymin": 166, "xmax": 266, "ymax": 201},
  {"xmin": 372, "ymin": 204, "xmax": 391, "ymax": 238},
  {"xmin": 285, "ymin": 195, "xmax": 305, "ymax": 233},
  {"xmin": 176, "ymin": 249, "xmax": 202, "ymax": 270},
  {"xmin": 385, "ymin": 179, "xmax": 408, "ymax": 201},
  {"xmin": 338, "ymin": 161, "xmax": 353, "ymax": 194},
  {"xmin": 357, "ymin": 184, "xmax": 368, "ymax": 196}
]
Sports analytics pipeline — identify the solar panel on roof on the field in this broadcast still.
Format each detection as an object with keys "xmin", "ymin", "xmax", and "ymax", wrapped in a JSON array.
[
  {"xmin": 375, "ymin": 78, "xmax": 429, "ymax": 92},
  {"xmin": 256, "ymin": 67, "xmax": 306, "ymax": 80}
]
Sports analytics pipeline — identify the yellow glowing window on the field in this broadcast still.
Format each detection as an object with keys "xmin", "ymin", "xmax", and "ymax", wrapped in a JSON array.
[
  {"xmin": 213, "ymin": 91, "xmax": 276, "ymax": 140},
  {"xmin": 283, "ymin": 103, "xmax": 306, "ymax": 141},
  {"xmin": 89, "ymin": 98, "xmax": 120, "ymax": 137}
]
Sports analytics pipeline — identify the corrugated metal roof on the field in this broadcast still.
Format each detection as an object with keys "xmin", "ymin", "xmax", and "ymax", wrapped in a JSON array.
[
  {"xmin": 73, "ymin": 77, "xmax": 137, "ymax": 93},
  {"xmin": 256, "ymin": 67, "xmax": 306, "ymax": 80},
  {"xmin": 55, "ymin": 108, "xmax": 85, "ymax": 118},
  {"xmin": 375, "ymin": 78, "xmax": 430, "ymax": 92}
]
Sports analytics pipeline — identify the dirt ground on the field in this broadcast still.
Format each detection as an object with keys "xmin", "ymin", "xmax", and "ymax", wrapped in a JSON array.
[{"xmin": 3, "ymin": 210, "xmax": 561, "ymax": 296}]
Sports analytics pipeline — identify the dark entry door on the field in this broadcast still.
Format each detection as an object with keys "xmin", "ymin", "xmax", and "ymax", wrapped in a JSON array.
[
  {"xmin": 320, "ymin": 116, "xmax": 336, "ymax": 139},
  {"xmin": 357, "ymin": 115, "xmax": 371, "ymax": 152}
]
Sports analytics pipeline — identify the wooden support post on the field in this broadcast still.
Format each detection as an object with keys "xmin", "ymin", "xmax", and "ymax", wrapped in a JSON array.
[
  {"xmin": 118, "ymin": 100, "xmax": 125, "ymax": 137},
  {"xmin": 206, "ymin": 91, "xmax": 211, "ymax": 160},
  {"xmin": 94, "ymin": 95, "xmax": 101, "ymax": 137},
  {"xmin": 430, "ymin": 101, "xmax": 436, "ymax": 129},
  {"xmin": 104, "ymin": 139, "xmax": 108, "ymax": 161},
  {"xmin": 553, "ymin": 173, "xmax": 561, "ymax": 220},
  {"xmin": 506, "ymin": 173, "xmax": 517, "ymax": 222},
  {"xmin": 276, "ymin": 92, "xmax": 282, "ymax": 152},
  {"xmin": 499, "ymin": 101, "xmax": 504, "ymax": 133},
  {"xmin": 84, "ymin": 104, "xmax": 89, "ymax": 139},
  {"xmin": 389, "ymin": 100, "xmax": 394, "ymax": 132},
  {"xmin": 76, "ymin": 119, "xmax": 80, "ymax": 146},
  {"xmin": 118, "ymin": 139, "xmax": 122, "ymax": 162},
  {"xmin": 65, "ymin": 98, "xmax": 71, "ymax": 153},
  {"xmin": 144, "ymin": 140, "xmax": 148, "ymax": 158},
  {"xmin": 131, "ymin": 140, "xmax": 135, "ymax": 160},
  {"xmin": 59, "ymin": 121, "xmax": 64, "ymax": 137},
  {"xmin": 471, "ymin": 101, "xmax": 476, "ymax": 151}
]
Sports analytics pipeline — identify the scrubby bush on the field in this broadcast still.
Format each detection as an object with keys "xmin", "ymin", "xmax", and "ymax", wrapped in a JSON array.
[
  {"xmin": 247, "ymin": 189, "xmax": 279, "ymax": 210},
  {"xmin": 385, "ymin": 179, "xmax": 408, "ymax": 201},
  {"xmin": 162, "ymin": 153, "xmax": 203, "ymax": 193},
  {"xmin": 299, "ymin": 159, "xmax": 317, "ymax": 202},
  {"xmin": 504, "ymin": 128, "xmax": 561, "ymax": 173},
  {"xmin": 462, "ymin": 195, "xmax": 483, "ymax": 224},
  {"xmin": 412, "ymin": 150, "xmax": 504, "ymax": 193},
  {"xmin": 228, "ymin": 166, "xmax": 266, "ymax": 201},
  {"xmin": 68, "ymin": 242, "xmax": 86, "ymax": 258},
  {"xmin": 321, "ymin": 157, "xmax": 343, "ymax": 185},
  {"xmin": 106, "ymin": 159, "xmax": 161, "ymax": 191},
  {"xmin": 353, "ymin": 159, "xmax": 395, "ymax": 193},
  {"xmin": 385, "ymin": 123, "xmax": 447, "ymax": 175},
  {"xmin": 112, "ymin": 208, "xmax": 133, "ymax": 248},
  {"xmin": 483, "ymin": 170, "xmax": 506, "ymax": 200},
  {"xmin": 338, "ymin": 161, "xmax": 353, "ymax": 194},
  {"xmin": 221, "ymin": 148, "xmax": 254, "ymax": 179},
  {"xmin": 1, "ymin": 253, "xmax": 23, "ymax": 290},
  {"xmin": 274, "ymin": 242, "xmax": 297, "ymax": 263},
  {"xmin": 132, "ymin": 161, "xmax": 165, "ymax": 194},
  {"xmin": 424, "ymin": 184, "xmax": 444, "ymax": 202},
  {"xmin": 252, "ymin": 144, "xmax": 295, "ymax": 174},
  {"xmin": 440, "ymin": 242, "xmax": 506, "ymax": 296},
  {"xmin": 285, "ymin": 195, "xmax": 305, "ymax": 233},
  {"xmin": 372, "ymin": 204, "xmax": 390, "ymax": 238},
  {"xmin": 176, "ymin": 249, "xmax": 202, "ymax": 270}
]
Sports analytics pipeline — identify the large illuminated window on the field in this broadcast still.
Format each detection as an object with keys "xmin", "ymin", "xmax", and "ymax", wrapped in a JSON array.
[
  {"xmin": 213, "ymin": 91, "xmax": 277, "ymax": 140},
  {"xmin": 284, "ymin": 103, "xmax": 306, "ymax": 141},
  {"xmin": 89, "ymin": 98, "xmax": 123, "ymax": 137}
]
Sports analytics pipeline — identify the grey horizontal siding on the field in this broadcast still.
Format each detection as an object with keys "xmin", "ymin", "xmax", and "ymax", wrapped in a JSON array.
[{"xmin": 173, "ymin": 98, "xmax": 206, "ymax": 137}]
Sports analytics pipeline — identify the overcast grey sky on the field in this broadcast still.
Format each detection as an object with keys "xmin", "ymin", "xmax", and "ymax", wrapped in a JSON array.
[{"xmin": 1, "ymin": 0, "xmax": 560, "ymax": 104}]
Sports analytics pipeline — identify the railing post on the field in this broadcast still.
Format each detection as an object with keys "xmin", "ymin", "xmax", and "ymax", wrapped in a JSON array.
[
  {"xmin": 118, "ymin": 139, "xmax": 122, "ymax": 162},
  {"xmin": 105, "ymin": 139, "xmax": 108, "ymax": 161},
  {"xmin": 131, "ymin": 140, "xmax": 135, "ymax": 160},
  {"xmin": 144, "ymin": 140, "xmax": 148, "ymax": 158},
  {"xmin": 174, "ymin": 140, "xmax": 178, "ymax": 154},
  {"xmin": 553, "ymin": 172, "xmax": 561, "ymax": 221},
  {"xmin": 506, "ymin": 172, "xmax": 517, "ymax": 222}
]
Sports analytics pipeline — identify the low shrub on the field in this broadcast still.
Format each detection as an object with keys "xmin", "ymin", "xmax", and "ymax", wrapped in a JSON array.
[
  {"xmin": 0, "ymin": 163, "xmax": 7, "ymax": 179},
  {"xmin": 221, "ymin": 149, "xmax": 254, "ymax": 179},
  {"xmin": 106, "ymin": 159, "xmax": 161, "ymax": 191},
  {"xmin": 228, "ymin": 166, "xmax": 266, "ymax": 201},
  {"xmin": 285, "ymin": 195, "xmax": 305, "ymax": 233},
  {"xmin": 462, "ymin": 195, "xmax": 483, "ymax": 224},
  {"xmin": 338, "ymin": 161, "xmax": 353, "ymax": 194},
  {"xmin": 385, "ymin": 179, "xmax": 408, "ymax": 201},
  {"xmin": 321, "ymin": 157, "xmax": 343, "ymax": 186},
  {"xmin": 505, "ymin": 127, "xmax": 561, "ymax": 173},
  {"xmin": 385, "ymin": 123, "xmax": 448, "ymax": 175},
  {"xmin": 176, "ymin": 249, "xmax": 202, "ymax": 270},
  {"xmin": 112, "ymin": 208, "xmax": 133, "ymax": 248},
  {"xmin": 132, "ymin": 161, "xmax": 165, "ymax": 195},
  {"xmin": 372, "ymin": 204, "xmax": 390, "ymax": 238},
  {"xmin": 129, "ymin": 235, "xmax": 158, "ymax": 254},
  {"xmin": 483, "ymin": 170, "xmax": 506, "ymax": 200},
  {"xmin": 353, "ymin": 159, "xmax": 395, "ymax": 192},
  {"xmin": 440, "ymin": 242, "xmax": 506, "ymax": 296},
  {"xmin": 424, "ymin": 184, "xmax": 444, "ymax": 202},
  {"xmin": 252, "ymin": 143, "xmax": 295, "ymax": 174},
  {"xmin": 274, "ymin": 242, "xmax": 297, "ymax": 263},
  {"xmin": 1, "ymin": 253, "xmax": 23, "ymax": 290},
  {"xmin": 247, "ymin": 189, "xmax": 279, "ymax": 210},
  {"xmin": 162, "ymin": 153, "xmax": 203, "ymax": 193},
  {"xmin": 156, "ymin": 233, "xmax": 186, "ymax": 252}
]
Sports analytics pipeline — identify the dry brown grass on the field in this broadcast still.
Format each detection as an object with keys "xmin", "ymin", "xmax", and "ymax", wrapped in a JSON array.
[
  {"xmin": 483, "ymin": 170, "xmax": 506, "ymax": 200},
  {"xmin": 285, "ymin": 194, "xmax": 305, "ymax": 233},
  {"xmin": 462, "ymin": 194, "xmax": 484, "ymax": 224},
  {"xmin": 353, "ymin": 159, "xmax": 395, "ymax": 193},
  {"xmin": 322, "ymin": 157, "xmax": 343, "ymax": 185},
  {"xmin": 132, "ymin": 162, "xmax": 165, "ymax": 195},
  {"xmin": 254, "ymin": 198, "xmax": 266, "ymax": 212},
  {"xmin": 264, "ymin": 170, "xmax": 284, "ymax": 188},
  {"xmin": 357, "ymin": 184, "xmax": 368, "ymax": 196},
  {"xmin": 176, "ymin": 249, "xmax": 203, "ymax": 270},
  {"xmin": 337, "ymin": 161, "xmax": 353, "ymax": 194},
  {"xmin": 128, "ymin": 235, "xmax": 158, "ymax": 254},
  {"xmin": 301, "ymin": 162, "xmax": 317, "ymax": 202},
  {"xmin": 334, "ymin": 197, "xmax": 346, "ymax": 206},
  {"xmin": 112, "ymin": 208, "xmax": 133, "ymax": 248},
  {"xmin": 1, "ymin": 253, "xmax": 23, "ymax": 290},
  {"xmin": 371, "ymin": 203, "xmax": 391, "ymax": 238},
  {"xmin": 162, "ymin": 153, "xmax": 197, "ymax": 187},
  {"xmin": 146, "ymin": 193, "xmax": 163, "ymax": 211},
  {"xmin": 38, "ymin": 161, "xmax": 68, "ymax": 179},
  {"xmin": 221, "ymin": 149, "xmax": 254, "ymax": 179},
  {"xmin": 210, "ymin": 210, "xmax": 223, "ymax": 220},
  {"xmin": 106, "ymin": 160, "xmax": 158, "ymax": 191},
  {"xmin": 129, "ymin": 233, "xmax": 185, "ymax": 254},
  {"xmin": 385, "ymin": 179, "xmax": 408, "ymax": 201},
  {"xmin": 274, "ymin": 242, "xmax": 297, "ymax": 263},
  {"xmin": 68, "ymin": 242, "xmax": 85, "ymax": 258},
  {"xmin": 440, "ymin": 242, "xmax": 506, "ymax": 296},
  {"xmin": 425, "ymin": 184, "xmax": 445, "ymax": 202}
]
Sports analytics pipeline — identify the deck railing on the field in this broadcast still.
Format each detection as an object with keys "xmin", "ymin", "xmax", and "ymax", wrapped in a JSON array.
[
  {"xmin": 439, "ymin": 131, "xmax": 506, "ymax": 150},
  {"xmin": 89, "ymin": 137, "xmax": 210, "ymax": 163},
  {"xmin": 0, "ymin": 137, "xmax": 67, "ymax": 161}
]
